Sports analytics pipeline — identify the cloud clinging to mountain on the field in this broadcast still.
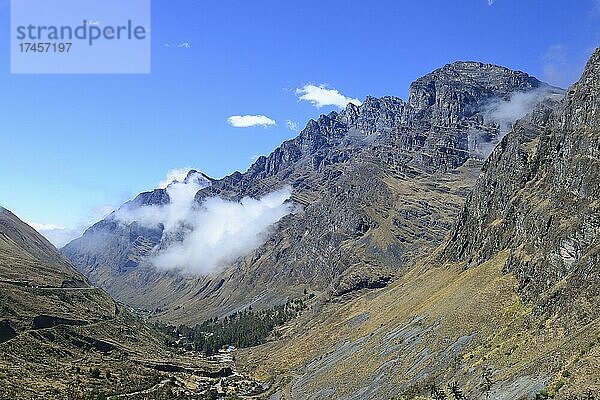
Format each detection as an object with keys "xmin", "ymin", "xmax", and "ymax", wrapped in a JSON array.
[
  {"xmin": 115, "ymin": 170, "xmax": 295, "ymax": 274},
  {"xmin": 158, "ymin": 167, "xmax": 199, "ymax": 189},
  {"xmin": 468, "ymin": 87, "xmax": 562, "ymax": 158},
  {"xmin": 152, "ymin": 187, "xmax": 294, "ymax": 273}
]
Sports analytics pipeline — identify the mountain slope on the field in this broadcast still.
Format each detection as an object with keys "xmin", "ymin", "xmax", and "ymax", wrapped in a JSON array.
[
  {"xmin": 0, "ymin": 206, "xmax": 87, "ymax": 288},
  {"xmin": 443, "ymin": 48, "xmax": 600, "ymax": 323},
  {"xmin": 0, "ymin": 207, "xmax": 234, "ymax": 399},
  {"xmin": 62, "ymin": 62, "xmax": 558, "ymax": 324},
  {"xmin": 237, "ymin": 49, "xmax": 600, "ymax": 400}
]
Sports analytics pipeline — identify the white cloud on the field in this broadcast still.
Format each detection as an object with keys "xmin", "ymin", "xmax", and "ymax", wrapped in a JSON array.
[
  {"xmin": 295, "ymin": 84, "xmax": 362, "ymax": 109},
  {"xmin": 117, "ymin": 171, "xmax": 211, "ymax": 231},
  {"xmin": 468, "ymin": 87, "xmax": 562, "ymax": 158},
  {"xmin": 484, "ymin": 88, "xmax": 560, "ymax": 131},
  {"xmin": 28, "ymin": 205, "xmax": 115, "ymax": 248},
  {"xmin": 114, "ymin": 172, "xmax": 296, "ymax": 274},
  {"xmin": 487, "ymin": 0, "xmax": 495, "ymax": 5},
  {"xmin": 163, "ymin": 42, "xmax": 191, "ymax": 49},
  {"xmin": 158, "ymin": 167, "xmax": 197, "ymax": 189},
  {"xmin": 227, "ymin": 115, "xmax": 276, "ymax": 128},
  {"xmin": 286, "ymin": 119, "xmax": 300, "ymax": 131},
  {"xmin": 152, "ymin": 188, "xmax": 295, "ymax": 273},
  {"xmin": 33, "ymin": 168, "xmax": 207, "ymax": 248}
]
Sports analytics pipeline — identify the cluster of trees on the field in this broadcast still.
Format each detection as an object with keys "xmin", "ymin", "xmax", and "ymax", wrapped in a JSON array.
[{"xmin": 156, "ymin": 298, "xmax": 307, "ymax": 355}]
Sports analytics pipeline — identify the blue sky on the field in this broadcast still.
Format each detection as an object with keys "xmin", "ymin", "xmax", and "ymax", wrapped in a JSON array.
[{"xmin": 0, "ymin": 0, "xmax": 599, "ymax": 244}]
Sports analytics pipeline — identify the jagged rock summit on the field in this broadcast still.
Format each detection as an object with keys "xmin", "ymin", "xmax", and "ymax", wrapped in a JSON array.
[{"xmin": 409, "ymin": 61, "xmax": 544, "ymax": 126}]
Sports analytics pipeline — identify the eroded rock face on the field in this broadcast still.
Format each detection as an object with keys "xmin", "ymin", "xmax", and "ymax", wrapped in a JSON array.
[
  {"xmin": 443, "ymin": 48, "xmax": 600, "ymax": 322},
  {"xmin": 62, "ymin": 61, "xmax": 555, "ymax": 322},
  {"xmin": 409, "ymin": 62, "xmax": 543, "ymax": 127}
]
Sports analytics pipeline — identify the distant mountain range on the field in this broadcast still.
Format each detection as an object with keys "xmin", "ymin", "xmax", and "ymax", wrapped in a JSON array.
[{"xmin": 63, "ymin": 61, "xmax": 561, "ymax": 324}]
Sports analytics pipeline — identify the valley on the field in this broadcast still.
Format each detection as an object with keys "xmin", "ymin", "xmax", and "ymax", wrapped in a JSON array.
[
  {"xmin": 2, "ymin": 46, "xmax": 599, "ymax": 400},
  {"xmin": 0, "ymin": 207, "xmax": 262, "ymax": 399}
]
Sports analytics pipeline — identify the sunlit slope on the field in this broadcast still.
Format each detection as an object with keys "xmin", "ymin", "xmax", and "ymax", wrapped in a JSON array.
[
  {"xmin": 237, "ymin": 49, "xmax": 600, "ymax": 400},
  {"xmin": 239, "ymin": 253, "xmax": 599, "ymax": 399}
]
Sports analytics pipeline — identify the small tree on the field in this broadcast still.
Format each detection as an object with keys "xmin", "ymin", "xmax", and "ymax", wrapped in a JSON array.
[
  {"xmin": 448, "ymin": 382, "xmax": 467, "ymax": 400},
  {"xmin": 431, "ymin": 384, "xmax": 448, "ymax": 400}
]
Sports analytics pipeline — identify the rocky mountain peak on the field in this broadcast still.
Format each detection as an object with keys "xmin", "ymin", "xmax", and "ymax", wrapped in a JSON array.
[
  {"xmin": 409, "ymin": 61, "xmax": 543, "ymax": 103},
  {"xmin": 338, "ymin": 102, "xmax": 361, "ymax": 125},
  {"xmin": 62, "ymin": 58, "xmax": 560, "ymax": 325},
  {"xmin": 408, "ymin": 61, "xmax": 545, "ymax": 127},
  {"xmin": 179, "ymin": 169, "xmax": 213, "ymax": 186},
  {"xmin": 121, "ymin": 169, "xmax": 213, "ymax": 209},
  {"xmin": 251, "ymin": 61, "xmax": 552, "ymax": 177}
]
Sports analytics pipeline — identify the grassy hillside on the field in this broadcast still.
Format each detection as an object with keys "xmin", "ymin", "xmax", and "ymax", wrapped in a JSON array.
[
  {"xmin": 0, "ymin": 208, "xmax": 248, "ymax": 399},
  {"xmin": 237, "ymin": 253, "xmax": 599, "ymax": 399},
  {"xmin": 233, "ymin": 49, "xmax": 599, "ymax": 400}
]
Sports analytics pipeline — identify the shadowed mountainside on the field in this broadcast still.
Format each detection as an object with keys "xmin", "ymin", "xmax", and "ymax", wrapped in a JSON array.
[{"xmin": 0, "ymin": 207, "xmax": 238, "ymax": 399}]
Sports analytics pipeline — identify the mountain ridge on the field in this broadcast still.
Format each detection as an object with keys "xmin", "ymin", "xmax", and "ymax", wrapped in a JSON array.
[
  {"xmin": 0, "ymin": 207, "xmax": 88, "ymax": 287},
  {"xmin": 7, "ymin": 52, "xmax": 598, "ymax": 398},
  {"xmin": 1, "ymin": 207, "xmax": 263, "ymax": 399},
  {"xmin": 234, "ymin": 48, "xmax": 600, "ymax": 400},
  {"xmin": 62, "ymin": 60, "xmax": 559, "ymax": 324}
]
